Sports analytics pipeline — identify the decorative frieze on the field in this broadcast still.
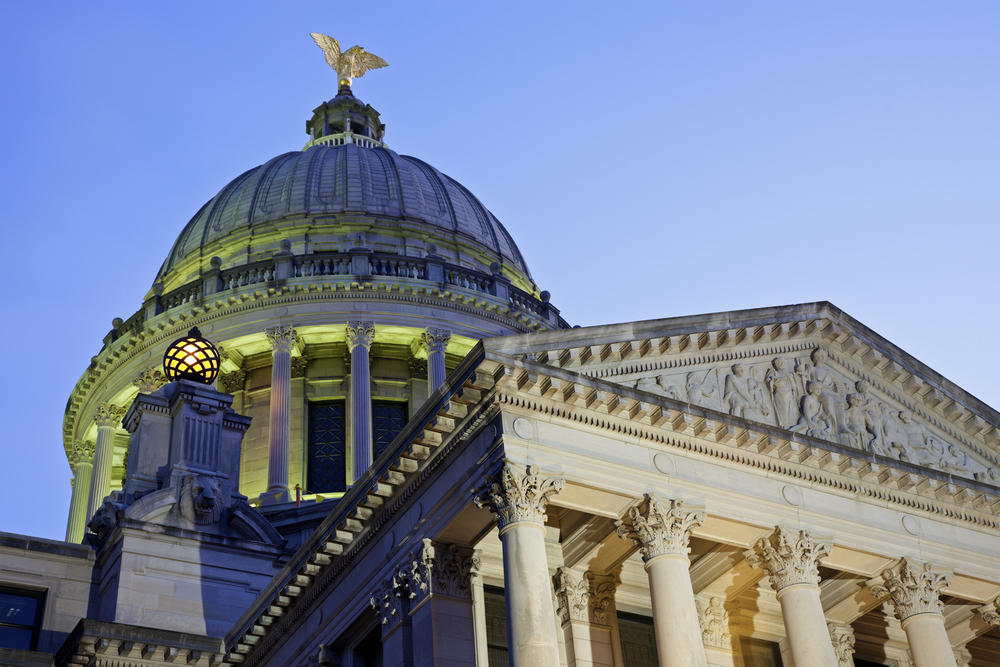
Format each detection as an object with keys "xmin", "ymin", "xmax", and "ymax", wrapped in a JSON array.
[
  {"xmin": 346, "ymin": 321, "xmax": 375, "ymax": 351},
  {"xmin": 474, "ymin": 462, "xmax": 564, "ymax": 529},
  {"xmin": 131, "ymin": 367, "xmax": 166, "ymax": 394},
  {"xmin": 614, "ymin": 494, "xmax": 704, "ymax": 561},
  {"xmin": 265, "ymin": 325, "xmax": 298, "ymax": 352},
  {"xmin": 291, "ymin": 356, "xmax": 309, "ymax": 378},
  {"xmin": 370, "ymin": 575, "xmax": 406, "ymax": 626},
  {"xmin": 867, "ymin": 558, "xmax": 952, "ymax": 621},
  {"xmin": 697, "ymin": 596, "xmax": 731, "ymax": 650},
  {"xmin": 554, "ymin": 567, "xmax": 589, "ymax": 624},
  {"xmin": 94, "ymin": 403, "xmax": 127, "ymax": 429},
  {"xmin": 827, "ymin": 623, "xmax": 856, "ymax": 667},
  {"xmin": 744, "ymin": 526, "xmax": 832, "ymax": 591}
]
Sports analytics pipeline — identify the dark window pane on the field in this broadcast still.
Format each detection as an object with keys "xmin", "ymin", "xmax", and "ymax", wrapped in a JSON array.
[
  {"xmin": 307, "ymin": 401, "xmax": 346, "ymax": 493},
  {"xmin": 484, "ymin": 587, "xmax": 508, "ymax": 667},
  {"xmin": 739, "ymin": 637, "xmax": 784, "ymax": 667},
  {"xmin": 0, "ymin": 625, "xmax": 33, "ymax": 651},
  {"xmin": 617, "ymin": 612, "xmax": 656, "ymax": 667},
  {"xmin": 372, "ymin": 400, "xmax": 407, "ymax": 460},
  {"xmin": 0, "ymin": 593, "xmax": 37, "ymax": 626}
]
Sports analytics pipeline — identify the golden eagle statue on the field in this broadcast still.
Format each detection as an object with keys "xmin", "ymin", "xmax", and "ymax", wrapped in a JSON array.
[{"xmin": 310, "ymin": 33, "xmax": 388, "ymax": 87}]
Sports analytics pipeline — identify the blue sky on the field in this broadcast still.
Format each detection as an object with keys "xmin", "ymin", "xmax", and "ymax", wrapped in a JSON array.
[{"xmin": 1, "ymin": 2, "xmax": 998, "ymax": 539}]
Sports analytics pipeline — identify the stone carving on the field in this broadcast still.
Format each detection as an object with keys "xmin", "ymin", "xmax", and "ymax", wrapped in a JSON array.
[
  {"xmin": 132, "ymin": 368, "xmax": 167, "ymax": 394},
  {"xmin": 828, "ymin": 623, "xmax": 856, "ymax": 666},
  {"xmin": 171, "ymin": 475, "xmax": 222, "ymax": 525},
  {"xmin": 346, "ymin": 321, "xmax": 375, "ymax": 351},
  {"xmin": 422, "ymin": 539, "xmax": 477, "ymax": 600},
  {"xmin": 790, "ymin": 381, "xmax": 833, "ymax": 438},
  {"xmin": 615, "ymin": 495, "xmax": 704, "ymax": 561},
  {"xmin": 474, "ymin": 462, "xmax": 564, "ymax": 529},
  {"xmin": 586, "ymin": 572, "xmax": 619, "ymax": 626},
  {"xmin": 808, "ymin": 348, "xmax": 848, "ymax": 435},
  {"xmin": 841, "ymin": 392, "xmax": 877, "ymax": 451},
  {"xmin": 744, "ymin": 526, "xmax": 832, "ymax": 591},
  {"xmin": 71, "ymin": 440, "xmax": 96, "ymax": 465},
  {"xmin": 554, "ymin": 567, "xmax": 589, "ymax": 624},
  {"xmin": 420, "ymin": 328, "xmax": 451, "ymax": 355},
  {"xmin": 975, "ymin": 597, "xmax": 1000, "ymax": 626},
  {"xmin": 370, "ymin": 576, "xmax": 405, "ymax": 625},
  {"xmin": 408, "ymin": 356, "xmax": 428, "ymax": 379},
  {"xmin": 218, "ymin": 369, "xmax": 246, "ymax": 393},
  {"xmin": 697, "ymin": 596, "xmax": 731, "ymax": 649},
  {"xmin": 765, "ymin": 357, "xmax": 798, "ymax": 428},
  {"xmin": 867, "ymin": 558, "xmax": 951, "ymax": 621},
  {"xmin": 265, "ymin": 325, "xmax": 298, "ymax": 352},
  {"xmin": 291, "ymin": 356, "xmax": 309, "ymax": 378},
  {"xmin": 953, "ymin": 646, "xmax": 973, "ymax": 667},
  {"xmin": 685, "ymin": 370, "xmax": 717, "ymax": 408},
  {"xmin": 94, "ymin": 404, "xmax": 127, "ymax": 429},
  {"xmin": 87, "ymin": 494, "xmax": 126, "ymax": 539},
  {"xmin": 723, "ymin": 364, "xmax": 771, "ymax": 422}
]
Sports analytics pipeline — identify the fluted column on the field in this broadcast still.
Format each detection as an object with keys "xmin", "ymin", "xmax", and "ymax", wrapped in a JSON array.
[
  {"xmin": 745, "ymin": 526, "xmax": 838, "ymax": 667},
  {"xmin": 347, "ymin": 321, "xmax": 375, "ymax": 481},
  {"xmin": 475, "ymin": 462, "xmax": 564, "ymax": 666},
  {"xmin": 87, "ymin": 404, "xmax": 126, "ymax": 520},
  {"xmin": 65, "ymin": 441, "xmax": 95, "ymax": 542},
  {"xmin": 616, "ymin": 495, "xmax": 707, "ymax": 667},
  {"xmin": 867, "ymin": 558, "xmax": 956, "ymax": 667},
  {"xmin": 421, "ymin": 328, "xmax": 451, "ymax": 392},
  {"xmin": 264, "ymin": 326, "xmax": 297, "ymax": 503}
]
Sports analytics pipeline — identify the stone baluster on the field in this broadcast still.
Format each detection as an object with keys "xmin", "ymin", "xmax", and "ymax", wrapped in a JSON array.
[
  {"xmin": 475, "ymin": 462, "xmax": 564, "ymax": 666},
  {"xmin": 867, "ymin": 558, "xmax": 956, "ymax": 667},
  {"xmin": 65, "ymin": 441, "xmax": 95, "ymax": 542},
  {"xmin": 87, "ymin": 403, "xmax": 126, "ymax": 520},
  {"xmin": 828, "ymin": 623, "xmax": 856, "ymax": 667},
  {"xmin": 616, "ymin": 495, "xmax": 708, "ymax": 667},
  {"xmin": 744, "ymin": 526, "xmax": 838, "ymax": 667},
  {"xmin": 421, "ymin": 328, "xmax": 451, "ymax": 392},
  {"xmin": 264, "ymin": 326, "xmax": 297, "ymax": 503},
  {"xmin": 347, "ymin": 321, "xmax": 375, "ymax": 481}
]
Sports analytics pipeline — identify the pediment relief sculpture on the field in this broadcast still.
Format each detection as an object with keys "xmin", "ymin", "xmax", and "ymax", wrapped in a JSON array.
[{"xmin": 617, "ymin": 346, "xmax": 996, "ymax": 482}]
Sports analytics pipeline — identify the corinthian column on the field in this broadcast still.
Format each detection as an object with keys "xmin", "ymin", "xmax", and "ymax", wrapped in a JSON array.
[
  {"xmin": 66, "ymin": 441, "xmax": 95, "ymax": 542},
  {"xmin": 265, "ymin": 326, "xmax": 297, "ymax": 503},
  {"xmin": 867, "ymin": 558, "xmax": 956, "ymax": 667},
  {"xmin": 87, "ymin": 404, "xmax": 126, "ymax": 520},
  {"xmin": 475, "ymin": 462, "xmax": 564, "ymax": 666},
  {"xmin": 347, "ymin": 321, "xmax": 375, "ymax": 481},
  {"xmin": 421, "ymin": 328, "xmax": 451, "ymax": 392},
  {"xmin": 745, "ymin": 526, "xmax": 838, "ymax": 667},
  {"xmin": 615, "ymin": 495, "xmax": 708, "ymax": 667}
]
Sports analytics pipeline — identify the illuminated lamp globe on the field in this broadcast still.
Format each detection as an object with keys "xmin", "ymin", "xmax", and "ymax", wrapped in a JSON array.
[{"xmin": 162, "ymin": 327, "xmax": 221, "ymax": 384}]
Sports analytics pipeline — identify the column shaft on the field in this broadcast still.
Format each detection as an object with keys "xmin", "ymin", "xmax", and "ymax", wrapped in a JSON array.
[
  {"xmin": 66, "ymin": 460, "xmax": 92, "ymax": 542},
  {"xmin": 775, "ymin": 584, "xmax": 838, "ymax": 667},
  {"xmin": 499, "ymin": 522, "xmax": 561, "ymax": 665},
  {"xmin": 351, "ymin": 343, "xmax": 372, "ymax": 479},
  {"xmin": 87, "ymin": 417, "xmax": 119, "ymax": 519},
  {"xmin": 646, "ymin": 555, "xmax": 707, "ymax": 667},
  {"xmin": 421, "ymin": 328, "xmax": 451, "ymax": 394},
  {"xmin": 903, "ymin": 615, "xmax": 956, "ymax": 667},
  {"xmin": 267, "ymin": 343, "xmax": 291, "ymax": 498}
]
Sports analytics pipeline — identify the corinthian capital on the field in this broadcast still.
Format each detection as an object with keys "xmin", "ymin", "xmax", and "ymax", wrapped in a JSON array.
[
  {"xmin": 867, "ymin": 558, "xmax": 951, "ymax": 621},
  {"xmin": 615, "ymin": 494, "xmax": 704, "ymax": 562},
  {"xmin": 977, "ymin": 596, "xmax": 1000, "ymax": 626},
  {"xmin": 474, "ymin": 462, "xmax": 564, "ymax": 530},
  {"xmin": 94, "ymin": 404, "xmax": 127, "ymax": 429},
  {"xmin": 828, "ymin": 623, "xmax": 856, "ymax": 666},
  {"xmin": 346, "ymin": 321, "xmax": 375, "ymax": 351},
  {"xmin": 265, "ymin": 325, "xmax": 298, "ymax": 352},
  {"xmin": 132, "ymin": 367, "xmax": 166, "ymax": 394},
  {"xmin": 420, "ymin": 328, "xmax": 451, "ymax": 355},
  {"xmin": 744, "ymin": 526, "xmax": 832, "ymax": 591},
  {"xmin": 554, "ymin": 567, "xmax": 589, "ymax": 624},
  {"xmin": 71, "ymin": 441, "xmax": 96, "ymax": 465}
]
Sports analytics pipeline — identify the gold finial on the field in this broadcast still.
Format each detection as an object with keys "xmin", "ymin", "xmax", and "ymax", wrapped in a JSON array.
[{"xmin": 310, "ymin": 33, "xmax": 388, "ymax": 88}]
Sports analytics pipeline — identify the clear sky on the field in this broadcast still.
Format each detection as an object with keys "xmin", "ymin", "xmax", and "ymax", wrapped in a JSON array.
[{"xmin": 1, "ymin": 2, "xmax": 998, "ymax": 540}]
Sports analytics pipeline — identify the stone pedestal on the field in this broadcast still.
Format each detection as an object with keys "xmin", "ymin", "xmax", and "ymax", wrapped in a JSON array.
[
  {"xmin": 264, "ymin": 326, "xmax": 296, "ymax": 503},
  {"xmin": 87, "ymin": 404, "xmax": 126, "ymax": 520},
  {"xmin": 616, "ymin": 495, "xmax": 707, "ymax": 667},
  {"xmin": 745, "ymin": 526, "xmax": 838, "ymax": 667},
  {"xmin": 65, "ymin": 441, "xmax": 95, "ymax": 542},
  {"xmin": 476, "ymin": 463, "xmax": 564, "ymax": 666},
  {"xmin": 347, "ymin": 321, "xmax": 375, "ymax": 481},
  {"xmin": 869, "ymin": 559, "xmax": 956, "ymax": 667}
]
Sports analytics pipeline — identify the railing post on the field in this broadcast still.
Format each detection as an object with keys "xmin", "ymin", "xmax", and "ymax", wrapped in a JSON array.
[
  {"xmin": 143, "ymin": 282, "xmax": 164, "ymax": 319},
  {"xmin": 350, "ymin": 247, "xmax": 372, "ymax": 276},
  {"xmin": 488, "ymin": 262, "xmax": 510, "ymax": 301},
  {"xmin": 202, "ymin": 256, "xmax": 223, "ymax": 297},
  {"xmin": 540, "ymin": 291, "xmax": 561, "ymax": 326},
  {"xmin": 425, "ymin": 248, "xmax": 444, "ymax": 284},
  {"xmin": 274, "ymin": 240, "xmax": 294, "ymax": 281}
]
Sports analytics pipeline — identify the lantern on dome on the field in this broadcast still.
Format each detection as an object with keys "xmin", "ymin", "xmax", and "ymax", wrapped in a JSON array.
[{"xmin": 162, "ymin": 327, "xmax": 221, "ymax": 384}]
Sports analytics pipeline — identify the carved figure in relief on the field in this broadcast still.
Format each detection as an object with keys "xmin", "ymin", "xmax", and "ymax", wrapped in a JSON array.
[
  {"xmin": 841, "ymin": 393, "xmax": 876, "ymax": 451},
  {"xmin": 881, "ymin": 406, "xmax": 911, "ymax": 460},
  {"xmin": 171, "ymin": 475, "xmax": 222, "ymax": 526},
  {"xmin": 791, "ymin": 381, "xmax": 832, "ymax": 438},
  {"xmin": 940, "ymin": 444, "xmax": 970, "ymax": 475},
  {"xmin": 765, "ymin": 357, "xmax": 798, "ymax": 428},
  {"xmin": 853, "ymin": 380, "xmax": 888, "ymax": 454},
  {"xmin": 809, "ymin": 348, "xmax": 847, "ymax": 435},
  {"xmin": 685, "ymin": 370, "xmax": 717, "ymax": 408},
  {"xmin": 656, "ymin": 375, "xmax": 686, "ymax": 401},
  {"xmin": 724, "ymin": 364, "xmax": 771, "ymax": 422}
]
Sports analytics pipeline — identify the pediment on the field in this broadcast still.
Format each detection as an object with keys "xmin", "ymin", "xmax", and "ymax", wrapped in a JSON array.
[{"xmin": 487, "ymin": 302, "xmax": 1000, "ymax": 483}]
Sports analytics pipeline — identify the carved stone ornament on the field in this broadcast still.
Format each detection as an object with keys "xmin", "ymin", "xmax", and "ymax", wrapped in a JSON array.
[
  {"xmin": 346, "ymin": 321, "xmax": 375, "ymax": 351},
  {"xmin": 744, "ymin": 526, "xmax": 832, "ymax": 591},
  {"xmin": 587, "ymin": 572, "xmax": 619, "ymax": 626},
  {"xmin": 408, "ymin": 356, "xmax": 427, "ymax": 379},
  {"xmin": 94, "ymin": 403, "xmax": 127, "ymax": 429},
  {"xmin": 218, "ymin": 369, "xmax": 247, "ymax": 393},
  {"xmin": 71, "ymin": 440, "xmax": 96, "ymax": 466},
  {"xmin": 975, "ymin": 596, "xmax": 1000, "ymax": 626},
  {"xmin": 87, "ymin": 493, "xmax": 125, "ymax": 539},
  {"xmin": 554, "ymin": 567, "xmax": 589, "ymax": 624},
  {"xmin": 614, "ymin": 494, "xmax": 705, "ymax": 562},
  {"xmin": 474, "ymin": 462, "xmax": 565, "ymax": 530},
  {"xmin": 420, "ymin": 328, "xmax": 451, "ymax": 355},
  {"xmin": 265, "ymin": 325, "xmax": 298, "ymax": 352},
  {"xmin": 827, "ymin": 623, "xmax": 856, "ymax": 666},
  {"xmin": 291, "ymin": 356, "xmax": 309, "ymax": 378},
  {"xmin": 370, "ymin": 576, "xmax": 405, "ymax": 626},
  {"xmin": 867, "ymin": 558, "xmax": 952, "ymax": 621},
  {"xmin": 132, "ymin": 367, "xmax": 166, "ymax": 394},
  {"xmin": 954, "ymin": 646, "xmax": 973, "ymax": 667},
  {"xmin": 697, "ymin": 596, "xmax": 731, "ymax": 649}
]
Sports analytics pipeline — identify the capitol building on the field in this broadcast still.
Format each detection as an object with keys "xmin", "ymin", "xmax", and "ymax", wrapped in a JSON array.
[{"xmin": 1, "ymin": 40, "xmax": 999, "ymax": 667}]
